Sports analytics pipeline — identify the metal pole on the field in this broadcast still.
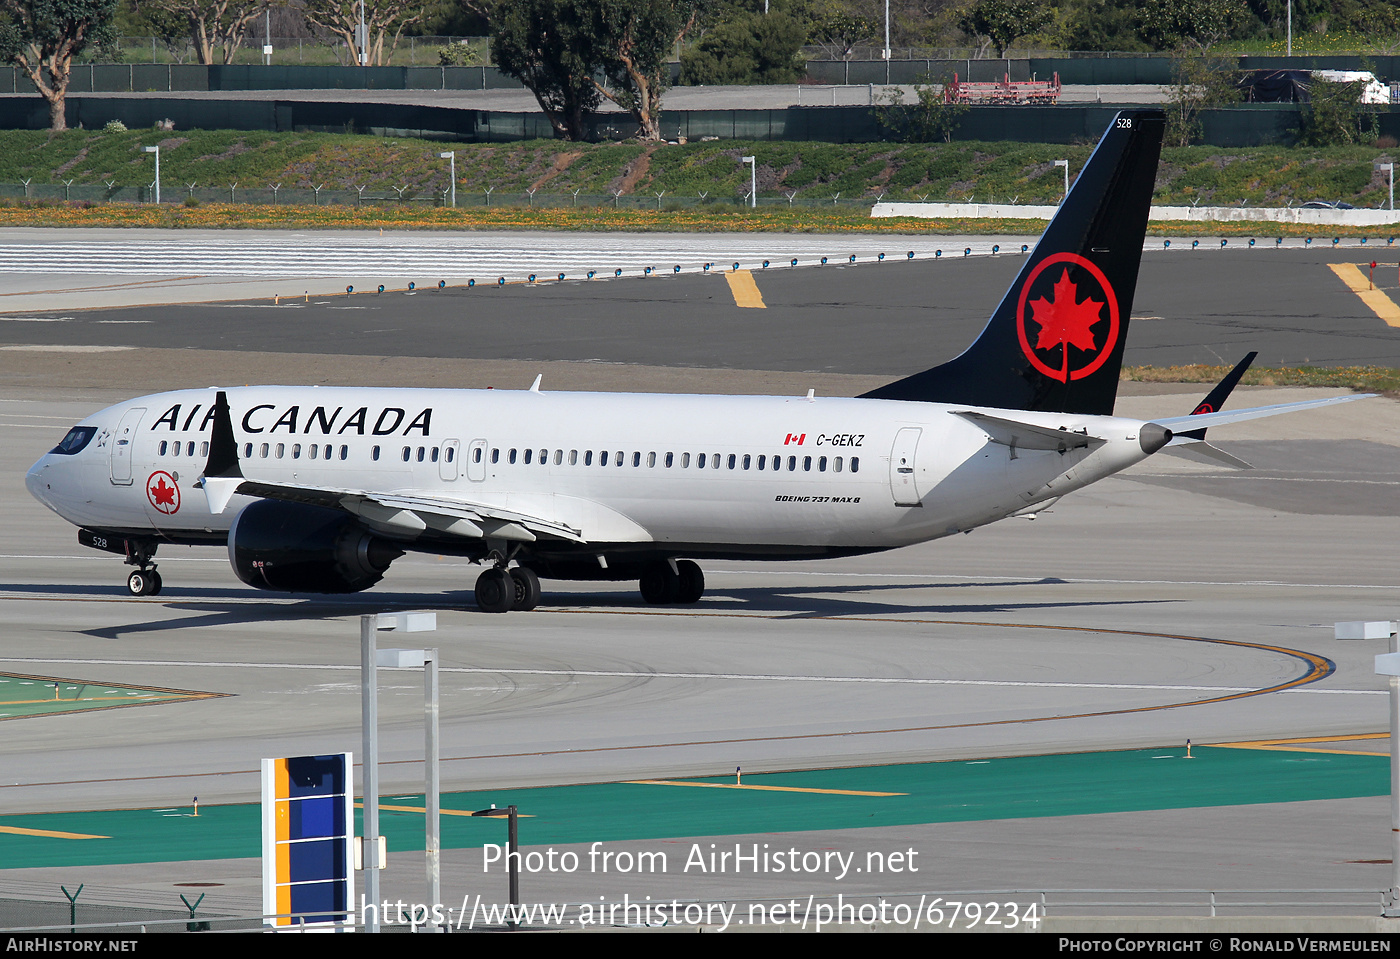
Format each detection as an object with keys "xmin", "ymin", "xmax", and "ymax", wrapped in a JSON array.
[
  {"xmin": 508, "ymin": 805, "xmax": 520, "ymax": 928},
  {"xmin": 425, "ymin": 649, "xmax": 440, "ymax": 926},
  {"xmin": 883, "ymin": 0, "xmax": 890, "ymax": 61},
  {"xmin": 360, "ymin": 615, "xmax": 380, "ymax": 932},
  {"xmin": 1392, "ymin": 627, "xmax": 1399, "ymax": 912},
  {"xmin": 1287, "ymin": 0, "xmax": 1292, "ymax": 58}
]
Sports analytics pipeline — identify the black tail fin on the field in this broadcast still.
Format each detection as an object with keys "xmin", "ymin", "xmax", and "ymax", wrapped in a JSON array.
[{"xmin": 861, "ymin": 109, "xmax": 1166, "ymax": 416}]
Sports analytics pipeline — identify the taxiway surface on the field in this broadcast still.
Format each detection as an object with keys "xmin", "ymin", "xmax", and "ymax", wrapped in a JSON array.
[{"xmin": 0, "ymin": 234, "xmax": 1398, "ymax": 923}]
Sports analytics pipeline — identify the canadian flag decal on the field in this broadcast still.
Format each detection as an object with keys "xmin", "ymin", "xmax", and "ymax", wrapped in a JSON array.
[{"xmin": 784, "ymin": 433, "xmax": 806, "ymax": 445}]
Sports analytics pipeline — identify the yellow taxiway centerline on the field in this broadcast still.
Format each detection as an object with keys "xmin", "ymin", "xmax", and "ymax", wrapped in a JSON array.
[
  {"xmin": 1328, "ymin": 263, "xmax": 1400, "ymax": 327},
  {"xmin": 626, "ymin": 779, "xmax": 906, "ymax": 796},
  {"xmin": 725, "ymin": 270, "xmax": 767, "ymax": 309},
  {"xmin": 1210, "ymin": 732, "xmax": 1389, "ymax": 757},
  {"xmin": 0, "ymin": 825, "xmax": 109, "ymax": 839}
]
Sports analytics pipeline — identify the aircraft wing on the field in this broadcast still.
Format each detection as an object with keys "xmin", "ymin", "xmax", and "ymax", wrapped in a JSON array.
[
  {"xmin": 231, "ymin": 479, "xmax": 585, "ymax": 544},
  {"xmin": 1152, "ymin": 393, "xmax": 1376, "ymax": 433}
]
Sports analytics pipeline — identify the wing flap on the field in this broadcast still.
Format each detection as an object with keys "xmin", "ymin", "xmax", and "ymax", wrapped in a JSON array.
[{"xmin": 228, "ymin": 481, "xmax": 584, "ymax": 544}]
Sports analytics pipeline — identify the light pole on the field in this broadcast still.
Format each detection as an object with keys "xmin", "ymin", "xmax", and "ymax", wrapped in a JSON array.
[
  {"xmin": 438, "ymin": 151, "xmax": 456, "ymax": 208},
  {"xmin": 742, "ymin": 155, "xmax": 756, "ymax": 208},
  {"xmin": 1375, "ymin": 161, "xmax": 1394, "ymax": 212},
  {"xmin": 143, "ymin": 145, "xmax": 160, "ymax": 204},
  {"xmin": 357, "ymin": 0, "xmax": 368, "ymax": 66},
  {"xmin": 1287, "ymin": 0, "xmax": 1292, "ymax": 58},
  {"xmin": 1053, "ymin": 159, "xmax": 1069, "ymax": 204},
  {"xmin": 360, "ymin": 610, "xmax": 437, "ymax": 932},
  {"xmin": 883, "ymin": 0, "xmax": 890, "ymax": 61}
]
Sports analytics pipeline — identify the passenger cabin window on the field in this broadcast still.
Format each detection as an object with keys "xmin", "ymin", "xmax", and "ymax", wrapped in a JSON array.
[{"xmin": 372, "ymin": 446, "xmax": 381, "ymax": 461}]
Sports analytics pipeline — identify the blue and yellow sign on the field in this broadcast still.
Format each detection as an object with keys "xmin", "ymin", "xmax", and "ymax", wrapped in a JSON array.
[{"xmin": 261, "ymin": 753, "xmax": 354, "ymax": 928}]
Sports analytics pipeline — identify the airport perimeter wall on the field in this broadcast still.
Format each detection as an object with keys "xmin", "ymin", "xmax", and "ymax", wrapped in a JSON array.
[
  {"xmin": 1, "ymin": 96, "xmax": 1396, "ymax": 147},
  {"xmin": 0, "ymin": 56, "xmax": 1396, "ymax": 94}
]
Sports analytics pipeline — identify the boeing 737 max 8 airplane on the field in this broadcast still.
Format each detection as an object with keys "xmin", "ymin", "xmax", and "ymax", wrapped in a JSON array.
[{"xmin": 25, "ymin": 109, "xmax": 1370, "ymax": 611}]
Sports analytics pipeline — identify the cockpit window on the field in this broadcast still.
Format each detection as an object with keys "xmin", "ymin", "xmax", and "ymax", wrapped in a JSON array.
[{"xmin": 51, "ymin": 426, "xmax": 97, "ymax": 455}]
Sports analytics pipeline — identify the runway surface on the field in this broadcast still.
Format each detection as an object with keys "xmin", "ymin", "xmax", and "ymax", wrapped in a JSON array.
[{"xmin": 0, "ymin": 231, "xmax": 1398, "ymax": 927}]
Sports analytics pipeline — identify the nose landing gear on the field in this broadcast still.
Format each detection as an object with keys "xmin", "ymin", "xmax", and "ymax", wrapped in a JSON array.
[
  {"xmin": 123, "ymin": 540, "xmax": 161, "ymax": 596},
  {"xmin": 127, "ymin": 568, "xmax": 162, "ymax": 597}
]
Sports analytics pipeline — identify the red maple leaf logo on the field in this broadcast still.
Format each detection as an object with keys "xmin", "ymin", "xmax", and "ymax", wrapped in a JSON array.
[
  {"xmin": 1028, "ymin": 269, "xmax": 1104, "ymax": 355},
  {"xmin": 150, "ymin": 479, "xmax": 175, "ymax": 507},
  {"xmin": 146, "ymin": 472, "xmax": 180, "ymax": 514}
]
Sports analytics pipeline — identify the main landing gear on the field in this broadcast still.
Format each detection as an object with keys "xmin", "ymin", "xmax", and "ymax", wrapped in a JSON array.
[
  {"xmin": 474, "ymin": 565, "xmax": 540, "ymax": 614},
  {"xmin": 124, "ymin": 540, "xmax": 161, "ymax": 597},
  {"xmin": 639, "ymin": 560, "xmax": 704, "ymax": 605}
]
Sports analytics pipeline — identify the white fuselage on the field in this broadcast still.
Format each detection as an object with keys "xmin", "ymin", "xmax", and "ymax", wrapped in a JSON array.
[{"xmin": 26, "ymin": 385, "xmax": 1157, "ymax": 561}]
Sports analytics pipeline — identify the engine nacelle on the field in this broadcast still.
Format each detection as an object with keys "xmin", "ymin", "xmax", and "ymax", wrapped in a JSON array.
[{"xmin": 228, "ymin": 500, "xmax": 402, "ymax": 593}]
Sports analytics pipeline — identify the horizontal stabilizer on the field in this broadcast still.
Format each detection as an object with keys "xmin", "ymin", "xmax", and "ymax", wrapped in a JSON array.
[
  {"xmin": 1154, "ymin": 393, "xmax": 1375, "ymax": 433},
  {"xmin": 953, "ymin": 411, "xmax": 1106, "ymax": 452},
  {"xmin": 1165, "ymin": 437, "xmax": 1254, "ymax": 470}
]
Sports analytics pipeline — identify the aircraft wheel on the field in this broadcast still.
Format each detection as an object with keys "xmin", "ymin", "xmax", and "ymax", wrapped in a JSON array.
[
  {"xmin": 127, "ymin": 570, "xmax": 155, "ymax": 597},
  {"xmin": 475, "ymin": 567, "xmax": 515, "ymax": 613},
  {"xmin": 147, "ymin": 571, "xmax": 163, "ymax": 596},
  {"xmin": 675, "ymin": 561, "xmax": 704, "ymax": 604},
  {"xmin": 639, "ymin": 562, "xmax": 679, "ymax": 604},
  {"xmin": 510, "ymin": 567, "xmax": 541, "ymax": 611}
]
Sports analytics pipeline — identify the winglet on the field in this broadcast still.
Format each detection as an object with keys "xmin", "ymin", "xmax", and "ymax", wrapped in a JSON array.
[
  {"xmin": 199, "ymin": 390, "xmax": 244, "ymax": 514},
  {"xmin": 1179, "ymin": 351, "xmax": 1257, "ymax": 441}
]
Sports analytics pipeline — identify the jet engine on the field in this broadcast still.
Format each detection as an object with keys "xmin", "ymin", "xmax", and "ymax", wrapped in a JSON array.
[{"xmin": 228, "ymin": 500, "xmax": 402, "ymax": 593}]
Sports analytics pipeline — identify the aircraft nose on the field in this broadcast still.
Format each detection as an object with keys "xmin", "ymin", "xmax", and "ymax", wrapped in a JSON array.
[{"xmin": 26, "ymin": 455, "xmax": 54, "ymax": 507}]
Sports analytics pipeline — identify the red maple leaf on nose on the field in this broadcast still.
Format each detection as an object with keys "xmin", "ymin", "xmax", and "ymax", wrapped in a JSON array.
[
  {"xmin": 150, "ymin": 478, "xmax": 175, "ymax": 506},
  {"xmin": 1028, "ymin": 269, "xmax": 1104, "ymax": 354}
]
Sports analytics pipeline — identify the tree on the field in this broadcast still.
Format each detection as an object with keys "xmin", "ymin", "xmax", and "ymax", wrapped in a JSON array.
[
  {"xmin": 1163, "ymin": 50, "xmax": 1240, "ymax": 146},
  {"xmin": 589, "ymin": 0, "xmax": 701, "ymax": 141},
  {"xmin": 490, "ymin": 0, "xmax": 602, "ymax": 140},
  {"xmin": 130, "ymin": 0, "xmax": 265, "ymax": 65},
  {"xmin": 301, "ymin": 0, "xmax": 429, "ymax": 66},
  {"xmin": 806, "ymin": 0, "xmax": 876, "ymax": 59},
  {"xmin": 1057, "ymin": 0, "xmax": 1151, "ymax": 52},
  {"xmin": 0, "ymin": 0, "xmax": 117, "ymax": 130},
  {"xmin": 680, "ymin": 2, "xmax": 806, "ymax": 85},
  {"xmin": 957, "ymin": 0, "xmax": 1049, "ymax": 57},
  {"xmin": 1140, "ymin": 0, "xmax": 1246, "ymax": 52},
  {"xmin": 1299, "ymin": 78, "xmax": 1376, "ymax": 146},
  {"xmin": 874, "ymin": 73, "xmax": 967, "ymax": 141}
]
